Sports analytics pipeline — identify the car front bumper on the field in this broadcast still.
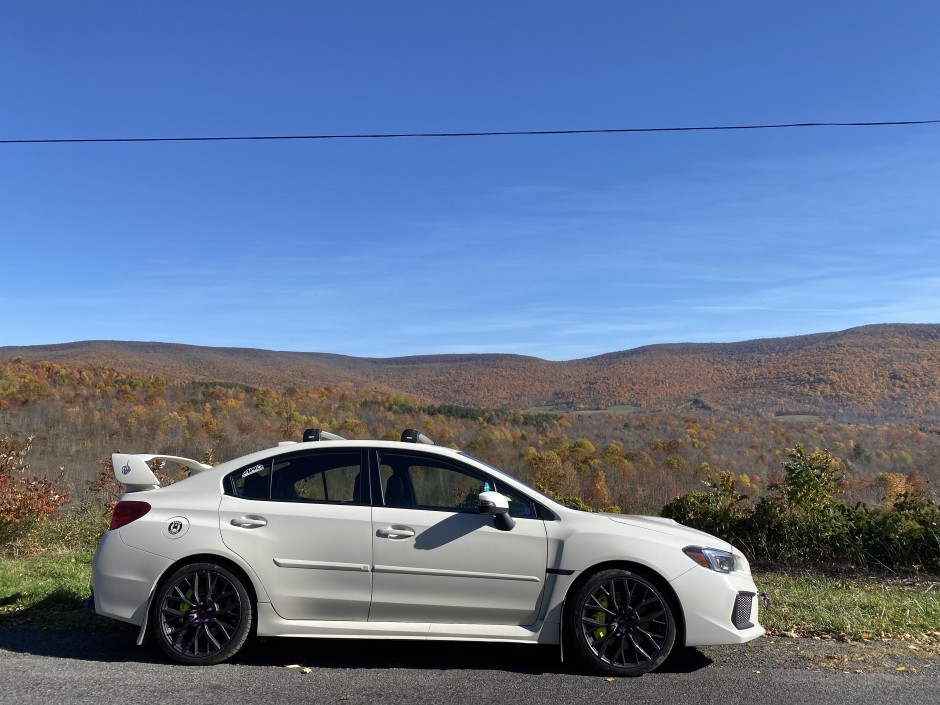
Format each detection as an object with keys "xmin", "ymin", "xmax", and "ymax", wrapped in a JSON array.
[{"xmin": 670, "ymin": 566, "xmax": 766, "ymax": 646}]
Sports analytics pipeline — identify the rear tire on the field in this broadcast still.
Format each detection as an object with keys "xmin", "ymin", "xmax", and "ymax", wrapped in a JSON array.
[
  {"xmin": 567, "ymin": 568, "xmax": 676, "ymax": 676},
  {"xmin": 152, "ymin": 562, "xmax": 253, "ymax": 665}
]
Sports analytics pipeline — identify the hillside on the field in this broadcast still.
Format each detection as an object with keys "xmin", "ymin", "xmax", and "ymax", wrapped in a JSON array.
[{"xmin": 3, "ymin": 324, "xmax": 940, "ymax": 420}]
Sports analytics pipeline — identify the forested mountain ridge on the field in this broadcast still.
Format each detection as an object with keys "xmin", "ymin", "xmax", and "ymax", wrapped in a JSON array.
[
  {"xmin": 3, "ymin": 323, "xmax": 939, "ymax": 421},
  {"xmin": 3, "ymin": 327, "xmax": 940, "ymax": 512}
]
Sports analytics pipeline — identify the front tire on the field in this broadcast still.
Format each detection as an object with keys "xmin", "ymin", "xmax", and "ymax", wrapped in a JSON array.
[
  {"xmin": 567, "ymin": 568, "xmax": 676, "ymax": 676},
  {"xmin": 153, "ymin": 562, "xmax": 253, "ymax": 665}
]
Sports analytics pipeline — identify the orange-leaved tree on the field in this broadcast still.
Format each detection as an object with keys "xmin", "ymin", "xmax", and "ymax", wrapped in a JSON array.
[{"xmin": 0, "ymin": 435, "xmax": 69, "ymax": 545}]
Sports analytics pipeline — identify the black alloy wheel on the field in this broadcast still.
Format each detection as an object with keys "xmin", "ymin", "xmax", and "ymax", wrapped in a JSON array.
[
  {"xmin": 153, "ymin": 562, "xmax": 253, "ymax": 665},
  {"xmin": 568, "ymin": 568, "xmax": 676, "ymax": 676}
]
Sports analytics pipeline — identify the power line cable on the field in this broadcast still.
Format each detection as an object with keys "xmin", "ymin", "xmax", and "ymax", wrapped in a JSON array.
[{"xmin": 2, "ymin": 119, "xmax": 939, "ymax": 145}]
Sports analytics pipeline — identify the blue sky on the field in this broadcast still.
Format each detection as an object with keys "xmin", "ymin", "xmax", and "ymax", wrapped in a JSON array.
[{"xmin": 2, "ymin": 1, "xmax": 939, "ymax": 360}]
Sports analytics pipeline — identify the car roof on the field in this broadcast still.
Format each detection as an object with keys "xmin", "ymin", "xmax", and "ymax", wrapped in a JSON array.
[{"xmin": 203, "ymin": 438, "xmax": 474, "ymax": 478}]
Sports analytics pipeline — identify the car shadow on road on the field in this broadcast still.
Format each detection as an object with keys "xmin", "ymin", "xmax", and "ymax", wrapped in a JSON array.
[{"xmin": 0, "ymin": 620, "xmax": 713, "ymax": 675}]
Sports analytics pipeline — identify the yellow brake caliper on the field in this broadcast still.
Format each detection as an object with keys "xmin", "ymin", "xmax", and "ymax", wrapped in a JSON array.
[
  {"xmin": 594, "ymin": 594, "xmax": 608, "ymax": 640},
  {"xmin": 179, "ymin": 588, "xmax": 193, "ymax": 622}
]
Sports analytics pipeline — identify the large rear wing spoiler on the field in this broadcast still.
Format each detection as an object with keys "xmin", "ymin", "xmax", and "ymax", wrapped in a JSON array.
[{"xmin": 112, "ymin": 453, "xmax": 213, "ymax": 492}]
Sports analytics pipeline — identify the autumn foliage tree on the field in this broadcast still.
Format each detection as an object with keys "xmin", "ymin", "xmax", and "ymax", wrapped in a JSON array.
[{"xmin": 0, "ymin": 435, "xmax": 69, "ymax": 545}]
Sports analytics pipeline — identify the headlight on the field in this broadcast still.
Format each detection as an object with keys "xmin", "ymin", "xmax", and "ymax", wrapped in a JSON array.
[{"xmin": 683, "ymin": 546, "xmax": 737, "ymax": 573}]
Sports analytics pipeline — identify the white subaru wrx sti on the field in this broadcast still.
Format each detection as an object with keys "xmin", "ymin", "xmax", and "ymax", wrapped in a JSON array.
[{"xmin": 92, "ymin": 429, "xmax": 764, "ymax": 675}]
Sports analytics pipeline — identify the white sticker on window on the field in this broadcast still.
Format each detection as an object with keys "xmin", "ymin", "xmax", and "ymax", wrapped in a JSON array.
[{"xmin": 241, "ymin": 464, "xmax": 265, "ymax": 478}]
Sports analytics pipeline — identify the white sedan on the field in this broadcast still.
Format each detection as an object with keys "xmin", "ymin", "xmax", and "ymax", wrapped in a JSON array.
[{"xmin": 92, "ymin": 429, "xmax": 764, "ymax": 675}]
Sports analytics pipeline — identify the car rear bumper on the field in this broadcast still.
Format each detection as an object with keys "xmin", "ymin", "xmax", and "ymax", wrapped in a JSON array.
[{"xmin": 92, "ymin": 530, "xmax": 172, "ymax": 626}]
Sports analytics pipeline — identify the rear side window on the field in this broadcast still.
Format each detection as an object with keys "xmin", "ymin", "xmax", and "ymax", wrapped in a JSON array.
[
  {"xmin": 271, "ymin": 451, "xmax": 362, "ymax": 503},
  {"xmin": 226, "ymin": 450, "xmax": 364, "ymax": 504},
  {"xmin": 229, "ymin": 461, "xmax": 272, "ymax": 499}
]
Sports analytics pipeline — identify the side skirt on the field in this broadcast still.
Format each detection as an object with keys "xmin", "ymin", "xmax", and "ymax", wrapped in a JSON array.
[{"xmin": 255, "ymin": 603, "xmax": 560, "ymax": 644}]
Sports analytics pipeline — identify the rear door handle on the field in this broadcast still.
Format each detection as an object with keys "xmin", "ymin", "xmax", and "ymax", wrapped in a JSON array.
[
  {"xmin": 376, "ymin": 526, "xmax": 415, "ymax": 539},
  {"xmin": 230, "ymin": 515, "xmax": 268, "ymax": 528}
]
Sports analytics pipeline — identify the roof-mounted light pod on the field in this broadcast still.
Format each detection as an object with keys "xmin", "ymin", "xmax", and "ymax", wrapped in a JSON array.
[
  {"xmin": 401, "ymin": 429, "xmax": 434, "ymax": 445},
  {"xmin": 302, "ymin": 428, "xmax": 347, "ymax": 442}
]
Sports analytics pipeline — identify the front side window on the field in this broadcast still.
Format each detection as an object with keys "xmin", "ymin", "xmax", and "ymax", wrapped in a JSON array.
[{"xmin": 377, "ymin": 451, "xmax": 537, "ymax": 517}]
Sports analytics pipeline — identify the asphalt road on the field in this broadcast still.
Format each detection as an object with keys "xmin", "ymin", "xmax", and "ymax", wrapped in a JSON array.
[{"xmin": 1, "ymin": 625, "xmax": 938, "ymax": 705}]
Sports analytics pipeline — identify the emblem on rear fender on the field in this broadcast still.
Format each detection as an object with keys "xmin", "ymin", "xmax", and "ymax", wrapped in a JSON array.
[{"xmin": 163, "ymin": 516, "xmax": 190, "ymax": 539}]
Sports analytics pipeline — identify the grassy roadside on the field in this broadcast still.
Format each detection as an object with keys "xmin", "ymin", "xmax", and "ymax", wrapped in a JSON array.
[
  {"xmin": 2, "ymin": 550, "xmax": 938, "ymax": 646},
  {"xmin": 0, "ymin": 549, "xmax": 101, "ymax": 630},
  {"xmin": 754, "ymin": 569, "xmax": 940, "ymax": 647}
]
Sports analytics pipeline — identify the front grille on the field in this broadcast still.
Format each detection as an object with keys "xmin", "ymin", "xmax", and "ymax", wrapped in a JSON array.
[{"xmin": 732, "ymin": 591, "xmax": 755, "ymax": 629}]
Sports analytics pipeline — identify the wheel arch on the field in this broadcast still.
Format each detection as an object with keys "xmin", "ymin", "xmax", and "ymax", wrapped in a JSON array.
[
  {"xmin": 152, "ymin": 553, "xmax": 264, "ymax": 611},
  {"xmin": 562, "ymin": 560, "xmax": 686, "ymax": 649}
]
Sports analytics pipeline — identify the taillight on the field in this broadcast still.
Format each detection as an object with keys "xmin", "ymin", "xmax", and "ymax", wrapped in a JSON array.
[{"xmin": 109, "ymin": 501, "xmax": 151, "ymax": 530}]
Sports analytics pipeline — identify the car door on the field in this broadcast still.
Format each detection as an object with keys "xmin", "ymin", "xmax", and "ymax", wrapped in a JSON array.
[
  {"xmin": 368, "ymin": 450, "xmax": 548, "ymax": 625},
  {"xmin": 218, "ymin": 448, "xmax": 373, "ymax": 621}
]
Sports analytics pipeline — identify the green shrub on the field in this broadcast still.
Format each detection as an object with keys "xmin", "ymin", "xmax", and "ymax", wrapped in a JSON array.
[
  {"xmin": 663, "ymin": 445, "xmax": 940, "ymax": 573},
  {"xmin": 853, "ymin": 493, "xmax": 940, "ymax": 573},
  {"xmin": 2, "ymin": 503, "xmax": 110, "ymax": 558},
  {"xmin": 662, "ymin": 464, "xmax": 752, "ymax": 543}
]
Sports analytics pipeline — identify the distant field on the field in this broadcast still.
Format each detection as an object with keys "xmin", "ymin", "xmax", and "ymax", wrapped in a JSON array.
[
  {"xmin": 522, "ymin": 405, "xmax": 564, "ymax": 414},
  {"xmin": 776, "ymin": 415, "xmax": 825, "ymax": 422},
  {"xmin": 523, "ymin": 404, "xmax": 640, "ymax": 416},
  {"xmin": 571, "ymin": 405, "xmax": 640, "ymax": 416}
]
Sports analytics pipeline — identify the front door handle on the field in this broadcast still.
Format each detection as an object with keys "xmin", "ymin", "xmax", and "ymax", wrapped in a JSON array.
[
  {"xmin": 230, "ymin": 515, "xmax": 268, "ymax": 528},
  {"xmin": 376, "ymin": 526, "xmax": 415, "ymax": 539}
]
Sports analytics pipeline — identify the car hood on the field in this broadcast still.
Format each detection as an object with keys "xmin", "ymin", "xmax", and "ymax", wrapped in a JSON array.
[{"xmin": 604, "ymin": 513, "xmax": 734, "ymax": 552}]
